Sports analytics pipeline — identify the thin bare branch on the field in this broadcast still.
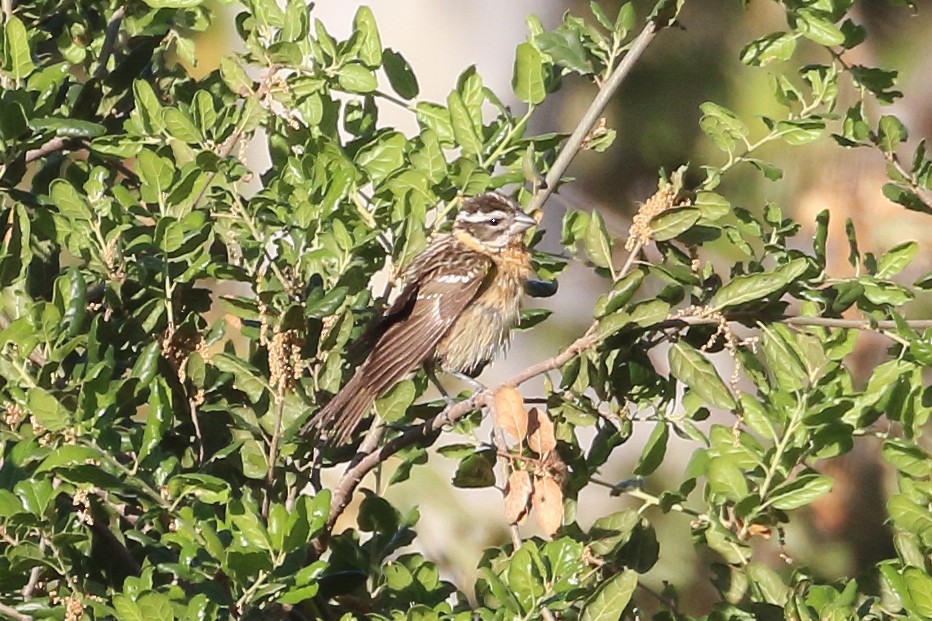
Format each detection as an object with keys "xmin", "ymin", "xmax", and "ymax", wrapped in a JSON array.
[
  {"xmin": 24, "ymin": 136, "xmax": 77, "ymax": 163},
  {"xmin": 94, "ymin": 6, "xmax": 126, "ymax": 80},
  {"xmin": 666, "ymin": 314, "xmax": 932, "ymax": 332},
  {"xmin": 0, "ymin": 602, "xmax": 33, "ymax": 621},
  {"xmin": 528, "ymin": 19, "xmax": 663, "ymax": 213}
]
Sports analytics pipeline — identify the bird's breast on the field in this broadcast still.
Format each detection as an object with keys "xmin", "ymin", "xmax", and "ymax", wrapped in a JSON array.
[{"xmin": 435, "ymin": 247, "xmax": 532, "ymax": 375}]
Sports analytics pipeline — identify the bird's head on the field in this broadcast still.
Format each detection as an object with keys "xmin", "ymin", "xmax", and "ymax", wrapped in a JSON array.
[{"xmin": 452, "ymin": 193, "xmax": 537, "ymax": 250}]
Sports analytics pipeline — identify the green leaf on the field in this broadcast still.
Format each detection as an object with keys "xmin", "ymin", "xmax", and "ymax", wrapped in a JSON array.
[
  {"xmin": 513, "ymin": 42, "xmax": 546, "ymax": 105},
  {"xmin": 30, "ymin": 118, "xmax": 106, "ymax": 138},
  {"xmin": 694, "ymin": 191, "xmax": 731, "ymax": 221},
  {"xmin": 535, "ymin": 30, "xmax": 592, "ymax": 74},
  {"xmin": 711, "ymin": 258, "xmax": 808, "ymax": 310},
  {"xmin": 615, "ymin": 3, "xmax": 636, "ymax": 36},
  {"xmin": 776, "ymin": 119, "xmax": 824, "ymax": 145},
  {"xmin": 447, "ymin": 91, "xmax": 482, "ymax": 155},
  {"xmin": 139, "ymin": 378, "xmax": 172, "ymax": 461},
  {"xmin": 628, "ymin": 299, "xmax": 670, "ymax": 327},
  {"xmin": 240, "ymin": 438, "xmax": 268, "ymax": 479},
  {"xmin": 766, "ymin": 473, "xmax": 832, "ymax": 510},
  {"xmin": 375, "ymin": 379, "xmax": 416, "ymax": 423},
  {"xmin": 219, "ymin": 57, "xmax": 252, "ymax": 95},
  {"xmin": 595, "ymin": 270, "xmax": 644, "ymax": 317},
  {"xmin": 383, "ymin": 49, "xmax": 418, "ymax": 99},
  {"xmin": 508, "ymin": 542, "xmax": 544, "ymax": 613},
  {"xmin": 113, "ymin": 595, "xmax": 143, "ymax": 621},
  {"xmin": 589, "ymin": 510, "xmax": 639, "ymax": 556},
  {"xmin": 747, "ymin": 562, "xmax": 789, "ymax": 606},
  {"xmin": 796, "ymin": 10, "xmax": 845, "ymax": 46},
  {"xmin": 27, "ymin": 387, "xmax": 70, "ymax": 431},
  {"xmin": 650, "ymin": 207, "xmax": 700, "ymax": 241},
  {"xmin": 707, "ymin": 455, "xmax": 748, "ymax": 501},
  {"xmin": 137, "ymin": 149, "xmax": 175, "ymax": 198},
  {"xmin": 4, "ymin": 16, "xmax": 35, "ymax": 80},
  {"xmin": 581, "ymin": 569, "xmax": 638, "ymax": 621},
  {"xmin": 585, "ymin": 210, "xmax": 613, "ymax": 269},
  {"xmin": 760, "ymin": 324, "xmax": 808, "ymax": 391},
  {"xmin": 37, "ymin": 445, "xmax": 105, "ymax": 473},
  {"xmin": 136, "ymin": 592, "xmax": 174, "ymax": 621},
  {"xmin": 903, "ymin": 567, "xmax": 932, "ymax": 617},
  {"xmin": 410, "ymin": 129, "xmax": 446, "ymax": 182},
  {"xmin": 212, "ymin": 353, "xmax": 268, "ymax": 402},
  {"xmin": 882, "ymin": 184, "xmax": 932, "ymax": 215},
  {"xmin": 876, "ymin": 241, "xmax": 918, "ymax": 278},
  {"xmin": 699, "ymin": 102, "xmax": 748, "ymax": 153},
  {"xmin": 669, "ymin": 341, "xmax": 735, "ymax": 410},
  {"xmin": 877, "ymin": 114, "xmax": 908, "ymax": 152},
  {"xmin": 164, "ymin": 108, "xmax": 202, "ymax": 143},
  {"xmin": 352, "ymin": 6, "xmax": 382, "ymax": 67},
  {"xmin": 415, "ymin": 102, "xmax": 454, "ymax": 144},
  {"xmin": 887, "ymin": 494, "xmax": 932, "ymax": 540},
  {"xmin": 452, "ymin": 451, "xmax": 495, "ymax": 488},
  {"xmin": 881, "ymin": 440, "xmax": 930, "ymax": 478},
  {"xmin": 356, "ymin": 131, "xmax": 406, "ymax": 185},
  {"xmin": 740, "ymin": 32, "xmax": 797, "ymax": 66},
  {"xmin": 132, "ymin": 79, "xmax": 166, "ymax": 133},
  {"xmin": 338, "ymin": 62, "xmax": 378, "ymax": 93},
  {"xmin": 633, "ymin": 422, "xmax": 668, "ymax": 476},
  {"xmin": 50, "ymin": 180, "xmax": 92, "ymax": 221},
  {"xmin": 15, "ymin": 478, "xmax": 55, "ymax": 515}
]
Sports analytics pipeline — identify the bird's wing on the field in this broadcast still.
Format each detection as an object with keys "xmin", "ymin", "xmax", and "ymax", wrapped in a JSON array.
[{"xmin": 358, "ymin": 254, "xmax": 491, "ymax": 394}]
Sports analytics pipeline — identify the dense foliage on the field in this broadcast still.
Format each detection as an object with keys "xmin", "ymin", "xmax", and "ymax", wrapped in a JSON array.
[{"xmin": 0, "ymin": 0, "xmax": 929, "ymax": 619}]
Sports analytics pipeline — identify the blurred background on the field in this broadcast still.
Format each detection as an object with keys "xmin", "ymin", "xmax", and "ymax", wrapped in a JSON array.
[{"xmin": 194, "ymin": 0, "xmax": 931, "ymax": 612}]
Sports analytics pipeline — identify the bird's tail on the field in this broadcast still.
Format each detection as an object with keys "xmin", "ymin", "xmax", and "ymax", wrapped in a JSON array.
[{"xmin": 302, "ymin": 371, "xmax": 377, "ymax": 445}]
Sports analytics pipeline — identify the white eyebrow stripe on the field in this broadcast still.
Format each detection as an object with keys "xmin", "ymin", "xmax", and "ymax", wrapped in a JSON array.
[{"xmin": 458, "ymin": 209, "xmax": 509, "ymax": 223}]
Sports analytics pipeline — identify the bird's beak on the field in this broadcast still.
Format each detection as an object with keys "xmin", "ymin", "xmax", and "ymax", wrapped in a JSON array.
[{"xmin": 511, "ymin": 211, "xmax": 537, "ymax": 234}]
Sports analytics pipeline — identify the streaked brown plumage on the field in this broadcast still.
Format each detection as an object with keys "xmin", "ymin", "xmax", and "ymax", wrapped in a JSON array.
[{"xmin": 302, "ymin": 193, "xmax": 536, "ymax": 444}]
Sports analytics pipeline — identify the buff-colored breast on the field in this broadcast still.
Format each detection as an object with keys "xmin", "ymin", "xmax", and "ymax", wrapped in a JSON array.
[{"xmin": 435, "ymin": 245, "xmax": 532, "ymax": 374}]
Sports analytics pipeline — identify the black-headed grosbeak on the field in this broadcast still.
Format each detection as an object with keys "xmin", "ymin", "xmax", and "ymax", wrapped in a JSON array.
[{"xmin": 303, "ymin": 193, "xmax": 536, "ymax": 444}]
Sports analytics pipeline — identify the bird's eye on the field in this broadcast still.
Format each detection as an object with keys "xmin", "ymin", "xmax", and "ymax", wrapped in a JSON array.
[{"xmin": 488, "ymin": 218, "xmax": 500, "ymax": 226}]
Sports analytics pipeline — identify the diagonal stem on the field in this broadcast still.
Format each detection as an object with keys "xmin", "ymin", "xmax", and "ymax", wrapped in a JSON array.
[{"xmin": 528, "ymin": 18, "xmax": 662, "ymax": 214}]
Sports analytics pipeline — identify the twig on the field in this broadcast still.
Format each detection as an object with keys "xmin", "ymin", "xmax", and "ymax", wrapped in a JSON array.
[
  {"xmin": 664, "ymin": 314, "xmax": 932, "ymax": 332},
  {"xmin": 885, "ymin": 151, "xmax": 932, "ymax": 211},
  {"xmin": 0, "ymin": 602, "xmax": 33, "ymax": 621},
  {"xmin": 94, "ymin": 6, "xmax": 126, "ymax": 80},
  {"xmin": 263, "ymin": 391, "xmax": 286, "ymax": 518},
  {"xmin": 24, "ymin": 136, "xmax": 77, "ymax": 163},
  {"xmin": 188, "ymin": 395, "xmax": 205, "ymax": 463},
  {"xmin": 528, "ymin": 18, "xmax": 664, "ymax": 214}
]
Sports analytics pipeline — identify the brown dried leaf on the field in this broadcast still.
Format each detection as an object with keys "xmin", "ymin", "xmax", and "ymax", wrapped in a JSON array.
[
  {"xmin": 532, "ymin": 475, "xmax": 564, "ymax": 537},
  {"xmin": 503, "ymin": 469, "xmax": 533, "ymax": 525},
  {"xmin": 527, "ymin": 407, "xmax": 556, "ymax": 455},
  {"xmin": 493, "ymin": 386, "xmax": 527, "ymax": 443},
  {"xmin": 745, "ymin": 523, "xmax": 772, "ymax": 540}
]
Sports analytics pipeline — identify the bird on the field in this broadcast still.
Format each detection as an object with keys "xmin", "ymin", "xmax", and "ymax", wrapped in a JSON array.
[{"xmin": 302, "ymin": 193, "xmax": 537, "ymax": 444}]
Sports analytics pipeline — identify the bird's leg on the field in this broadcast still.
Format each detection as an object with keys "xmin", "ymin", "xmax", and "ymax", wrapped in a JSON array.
[
  {"xmin": 450, "ymin": 370, "xmax": 485, "ymax": 393},
  {"xmin": 425, "ymin": 360, "xmax": 455, "ymax": 406}
]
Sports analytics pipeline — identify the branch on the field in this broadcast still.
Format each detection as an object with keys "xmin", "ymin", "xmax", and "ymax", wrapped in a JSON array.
[
  {"xmin": 94, "ymin": 6, "xmax": 126, "ymax": 80},
  {"xmin": 0, "ymin": 602, "xmax": 33, "ymax": 621},
  {"xmin": 666, "ymin": 314, "xmax": 932, "ymax": 332},
  {"xmin": 528, "ymin": 18, "xmax": 664, "ymax": 213},
  {"xmin": 24, "ymin": 136, "xmax": 78, "ymax": 164},
  {"xmin": 317, "ymin": 325, "xmax": 600, "ymax": 547}
]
